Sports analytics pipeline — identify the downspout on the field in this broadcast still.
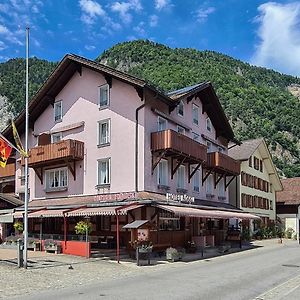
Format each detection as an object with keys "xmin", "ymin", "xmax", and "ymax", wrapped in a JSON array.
[{"xmin": 135, "ymin": 90, "xmax": 146, "ymax": 193}]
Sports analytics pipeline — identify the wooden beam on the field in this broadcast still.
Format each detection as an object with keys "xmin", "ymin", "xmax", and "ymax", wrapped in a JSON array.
[
  {"xmin": 171, "ymin": 156, "xmax": 186, "ymax": 179},
  {"xmin": 135, "ymin": 87, "xmax": 144, "ymax": 101},
  {"xmin": 187, "ymin": 95, "xmax": 193, "ymax": 104},
  {"xmin": 104, "ymin": 74, "xmax": 112, "ymax": 88},
  {"xmin": 225, "ymin": 175, "xmax": 235, "ymax": 190},
  {"xmin": 214, "ymin": 173, "xmax": 224, "ymax": 188},
  {"xmin": 34, "ymin": 167, "xmax": 43, "ymax": 184},
  {"xmin": 188, "ymin": 162, "xmax": 202, "ymax": 183},
  {"xmin": 202, "ymin": 168, "xmax": 212, "ymax": 185},
  {"xmin": 152, "ymin": 150, "xmax": 167, "ymax": 174},
  {"xmin": 76, "ymin": 64, "xmax": 82, "ymax": 76},
  {"xmin": 66, "ymin": 160, "xmax": 76, "ymax": 180}
]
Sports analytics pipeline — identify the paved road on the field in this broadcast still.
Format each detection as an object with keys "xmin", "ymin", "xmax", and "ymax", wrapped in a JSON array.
[{"xmin": 19, "ymin": 240, "xmax": 300, "ymax": 300}]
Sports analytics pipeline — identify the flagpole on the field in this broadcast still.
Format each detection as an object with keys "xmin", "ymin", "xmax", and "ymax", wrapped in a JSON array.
[{"xmin": 23, "ymin": 27, "xmax": 29, "ymax": 269}]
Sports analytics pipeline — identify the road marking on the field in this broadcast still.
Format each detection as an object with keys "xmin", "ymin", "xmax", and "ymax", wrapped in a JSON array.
[{"xmin": 254, "ymin": 273, "xmax": 300, "ymax": 299}]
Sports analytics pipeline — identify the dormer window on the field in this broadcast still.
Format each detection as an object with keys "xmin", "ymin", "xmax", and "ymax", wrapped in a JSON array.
[
  {"xmin": 192, "ymin": 104, "xmax": 199, "ymax": 125},
  {"xmin": 99, "ymin": 84, "xmax": 109, "ymax": 108},
  {"xmin": 206, "ymin": 117, "xmax": 212, "ymax": 132},
  {"xmin": 54, "ymin": 101, "xmax": 63, "ymax": 123},
  {"xmin": 177, "ymin": 100, "xmax": 184, "ymax": 117}
]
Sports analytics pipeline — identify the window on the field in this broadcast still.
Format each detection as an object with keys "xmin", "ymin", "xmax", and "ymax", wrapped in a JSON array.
[
  {"xmin": 99, "ymin": 84, "xmax": 109, "ymax": 107},
  {"xmin": 157, "ymin": 116, "xmax": 167, "ymax": 131},
  {"xmin": 54, "ymin": 101, "xmax": 63, "ymax": 122},
  {"xmin": 218, "ymin": 178, "xmax": 225, "ymax": 198},
  {"xmin": 159, "ymin": 211, "xmax": 181, "ymax": 231},
  {"xmin": 97, "ymin": 158, "xmax": 110, "ymax": 185},
  {"xmin": 193, "ymin": 169, "xmax": 200, "ymax": 192},
  {"xmin": 193, "ymin": 132, "xmax": 200, "ymax": 142},
  {"xmin": 218, "ymin": 147, "xmax": 223, "ymax": 153},
  {"xmin": 270, "ymin": 200, "xmax": 273, "ymax": 210},
  {"xmin": 206, "ymin": 117, "xmax": 212, "ymax": 132},
  {"xmin": 192, "ymin": 104, "xmax": 199, "ymax": 125},
  {"xmin": 45, "ymin": 167, "xmax": 68, "ymax": 191},
  {"xmin": 206, "ymin": 174, "xmax": 213, "ymax": 195},
  {"xmin": 177, "ymin": 165, "xmax": 185, "ymax": 189},
  {"xmin": 177, "ymin": 125, "xmax": 185, "ymax": 134},
  {"xmin": 177, "ymin": 100, "xmax": 184, "ymax": 117},
  {"xmin": 157, "ymin": 160, "xmax": 168, "ymax": 186},
  {"xmin": 249, "ymin": 156, "xmax": 252, "ymax": 167},
  {"xmin": 51, "ymin": 132, "xmax": 62, "ymax": 143},
  {"xmin": 98, "ymin": 119, "xmax": 110, "ymax": 146},
  {"xmin": 260, "ymin": 160, "xmax": 263, "ymax": 172},
  {"xmin": 207, "ymin": 141, "xmax": 212, "ymax": 152}
]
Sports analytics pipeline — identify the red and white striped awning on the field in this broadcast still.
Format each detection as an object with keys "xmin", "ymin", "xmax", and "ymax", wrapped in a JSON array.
[
  {"xmin": 66, "ymin": 204, "xmax": 144, "ymax": 217},
  {"xmin": 157, "ymin": 205, "xmax": 260, "ymax": 220},
  {"xmin": 28, "ymin": 209, "xmax": 65, "ymax": 218}
]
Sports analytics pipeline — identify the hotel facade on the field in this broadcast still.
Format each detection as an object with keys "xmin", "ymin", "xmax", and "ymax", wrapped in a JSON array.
[{"xmin": 0, "ymin": 55, "xmax": 258, "ymax": 256}]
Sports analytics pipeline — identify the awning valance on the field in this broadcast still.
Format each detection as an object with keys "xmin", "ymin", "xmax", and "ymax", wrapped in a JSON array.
[
  {"xmin": 28, "ymin": 209, "xmax": 65, "ymax": 218},
  {"xmin": 66, "ymin": 204, "xmax": 143, "ymax": 217},
  {"xmin": 157, "ymin": 205, "xmax": 260, "ymax": 220}
]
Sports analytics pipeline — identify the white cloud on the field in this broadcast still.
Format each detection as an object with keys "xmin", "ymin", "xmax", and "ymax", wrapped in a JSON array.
[
  {"xmin": 79, "ymin": 0, "xmax": 106, "ymax": 25},
  {"xmin": 133, "ymin": 21, "xmax": 146, "ymax": 37},
  {"xmin": 0, "ymin": 25, "xmax": 10, "ymax": 35},
  {"xmin": 252, "ymin": 2, "xmax": 300, "ymax": 75},
  {"xmin": 155, "ymin": 0, "xmax": 172, "ymax": 11},
  {"xmin": 149, "ymin": 14, "xmax": 158, "ymax": 27},
  {"xmin": 0, "ymin": 24, "xmax": 23, "ymax": 45},
  {"xmin": 195, "ymin": 7, "xmax": 215, "ymax": 23},
  {"xmin": 85, "ymin": 45, "xmax": 96, "ymax": 51},
  {"xmin": 0, "ymin": 41, "xmax": 7, "ymax": 51},
  {"xmin": 111, "ymin": 0, "xmax": 142, "ymax": 24}
]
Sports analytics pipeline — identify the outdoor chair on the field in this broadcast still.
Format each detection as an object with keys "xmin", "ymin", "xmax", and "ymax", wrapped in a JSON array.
[{"xmin": 99, "ymin": 236, "xmax": 108, "ymax": 248}]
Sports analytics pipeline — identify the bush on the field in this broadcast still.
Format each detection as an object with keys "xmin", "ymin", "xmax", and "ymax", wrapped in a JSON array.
[
  {"xmin": 13, "ymin": 221, "xmax": 23, "ymax": 232},
  {"xmin": 75, "ymin": 220, "xmax": 92, "ymax": 235},
  {"xmin": 241, "ymin": 228, "xmax": 251, "ymax": 241}
]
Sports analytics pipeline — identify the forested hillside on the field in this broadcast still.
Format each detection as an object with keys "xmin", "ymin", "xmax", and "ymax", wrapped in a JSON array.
[
  {"xmin": 0, "ymin": 40, "xmax": 299, "ymax": 177},
  {"xmin": 98, "ymin": 40, "xmax": 300, "ymax": 177}
]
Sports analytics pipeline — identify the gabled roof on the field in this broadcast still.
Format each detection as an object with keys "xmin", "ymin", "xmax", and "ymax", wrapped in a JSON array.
[
  {"xmin": 2, "ymin": 54, "xmax": 176, "ymax": 139},
  {"xmin": 228, "ymin": 138, "xmax": 263, "ymax": 161},
  {"xmin": 228, "ymin": 138, "xmax": 283, "ymax": 192},
  {"xmin": 2, "ymin": 54, "xmax": 235, "ymax": 142},
  {"xmin": 276, "ymin": 177, "xmax": 300, "ymax": 205},
  {"xmin": 0, "ymin": 193, "xmax": 23, "ymax": 206},
  {"xmin": 168, "ymin": 82, "xmax": 236, "ymax": 142}
]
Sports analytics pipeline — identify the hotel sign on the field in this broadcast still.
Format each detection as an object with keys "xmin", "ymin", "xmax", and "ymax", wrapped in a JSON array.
[
  {"xmin": 93, "ymin": 192, "xmax": 136, "ymax": 202},
  {"xmin": 166, "ymin": 193, "xmax": 195, "ymax": 204}
]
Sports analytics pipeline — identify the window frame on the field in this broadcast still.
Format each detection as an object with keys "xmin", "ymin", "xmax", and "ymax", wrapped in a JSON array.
[
  {"xmin": 157, "ymin": 116, "xmax": 167, "ymax": 132},
  {"xmin": 51, "ymin": 132, "xmax": 62, "ymax": 144},
  {"xmin": 192, "ymin": 168, "xmax": 200, "ymax": 192},
  {"xmin": 97, "ymin": 158, "xmax": 111, "ymax": 186},
  {"xmin": 177, "ymin": 165, "xmax": 185, "ymax": 189},
  {"xmin": 177, "ymin": 125, "xmax": 185, "ymax": 135},
  {"xmin": 98, "ymin": 83, "xmax": 110, "ymax": 108},
  {"xmin": 206, "ymin": 117, "xmax": 212, "ymax": 132},
  {"xmin": 192, "ymin": 104, "xmax": 199, "ymax": 125},
  {"xmin": 54, "ymin": 100, "xmax": 63, "ymax": 123},
  {"xmin": 157, "ymin": 159, "xmax": 168, "ymax": 187},
  {"xmin": 45, "ymin": 167, "xmax": 68, "ymax": 192},
  {"xmin": 177, "ymin": 100, "xmax": 184, "ymax": 117},
  {"xmin": 97, "ymin": 119, "xmax": 111, "ymax": 147}
]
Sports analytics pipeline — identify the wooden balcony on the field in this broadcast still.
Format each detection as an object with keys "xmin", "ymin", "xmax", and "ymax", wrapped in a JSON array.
[
  {"xmin": 206, "ymin": 152, "xmax": 240, "ymax": 175},
  {"xmin": 0, "ymin": 163, "xmax": 15, "ymax": 178},
  {"xmin": 26, "ymin": 139, "xmax": 84, "ymax": 168},
  {"xmin": 151, "ymin": 130, "xmax": 207, "ymax": 163}
]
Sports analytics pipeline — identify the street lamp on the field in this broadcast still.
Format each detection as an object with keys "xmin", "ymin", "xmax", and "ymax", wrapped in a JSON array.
[{"xmin": 84, "ymin": 216, "xmax": 90, "ymax": 259}]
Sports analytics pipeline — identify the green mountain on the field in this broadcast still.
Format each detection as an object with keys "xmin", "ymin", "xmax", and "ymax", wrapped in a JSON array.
[
  {"xmin": 0, "ymin": 40, "xmax": 299, "ymax": 177},
  {"xmin": 97, "ymin": 40, "xmax": 300, "ymax": 178}
]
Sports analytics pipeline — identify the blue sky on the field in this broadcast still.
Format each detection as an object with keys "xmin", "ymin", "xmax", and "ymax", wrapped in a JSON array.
[{"xmin": 0, "ymin": 0, "xmax": 300, "ymax": 76}]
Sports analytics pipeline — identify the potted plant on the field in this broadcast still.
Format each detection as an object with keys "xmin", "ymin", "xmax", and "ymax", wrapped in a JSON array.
[
  {"xmin": 13, "ymin": 221, "xmax": 23, "ymax": 235},
  {"xmin": 185, "ymin": 241, "xmax": 197, "ymax": 253},
  {"xmin": 75, "ymin": 220, "xmax": 92, "ymax": 240},
  {"xmin": 166, "ymin": 247, "xmax": 185, "ymax": 262},
  {"xmin": 44, "ymin": 239, "xmax": 61, "ymax": 254},
  {"xmin": 137, "ymin": 241, "xmax": 153, "ymax": 253}
]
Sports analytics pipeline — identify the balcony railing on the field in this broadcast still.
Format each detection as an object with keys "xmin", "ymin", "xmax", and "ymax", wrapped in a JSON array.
[
  {"xmin": 0, "ymin": 163, "xmax": 15, "ymax": 178},
  {"xmin": 151, "ymin": 130, "xmax": 207, "ymax": 163},
  {"xmin": 26, "ymin": 139, "xmax": 84, "ymax": 167},
  {"xmin": 206, "ymin": 152, "xmax": 240, "ymax": 175}
]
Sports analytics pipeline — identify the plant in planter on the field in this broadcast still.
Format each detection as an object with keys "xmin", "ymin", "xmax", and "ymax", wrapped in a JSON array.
[
  {"xmin": 44, "ymin": 239, "xmax": 61, "ymax": 254},
  {"xmin": 13, "ymin": 221, "xmax": 23, "ymax": 235},
  {"xmin": 166, "ymin": 247, "xmax": 185, "ymax": 262},
  {"xmin": 75, "ymin": 220, "xmax": 92, "ymax": 240},
  {"xmin": 185, "ymin": 241, "xmax": 197, "ymax": 253},
  {"xmin": 285, "ymin": 227, "xmax": 294, "ymax": 239}
]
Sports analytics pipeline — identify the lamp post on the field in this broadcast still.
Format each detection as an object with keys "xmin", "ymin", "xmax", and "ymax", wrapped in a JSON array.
[
  {"xmin": 84, "ymin": 216, "xmax": 90, "ymax": 259},
  {"xmin": 39, "ymin": 216, "xmax": 43, "ymax": 242}
]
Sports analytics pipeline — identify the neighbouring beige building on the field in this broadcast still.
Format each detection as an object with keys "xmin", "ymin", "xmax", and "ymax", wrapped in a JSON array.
[{"xmin": 228, "ymin": 138, "xmax": 282, "ymax": 233}]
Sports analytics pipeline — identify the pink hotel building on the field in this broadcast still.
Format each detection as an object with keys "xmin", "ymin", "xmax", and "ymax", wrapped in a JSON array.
[{"xmin": 1, "ymin": 54, "xmax": 258, "ymax": 255}]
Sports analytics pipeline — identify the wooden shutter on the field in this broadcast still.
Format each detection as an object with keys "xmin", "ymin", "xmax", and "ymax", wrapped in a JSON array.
[{"xmin": 38, "ymin": 133, "xmax": 51, "ymax": 146}]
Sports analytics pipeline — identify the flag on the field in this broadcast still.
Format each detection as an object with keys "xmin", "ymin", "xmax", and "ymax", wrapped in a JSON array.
[
  {"xmin": 12, "ymin": 120, "xmax": 28, "ymax": 157},
  {"xmin": 0, "ymin": 137, "xmax": 12, "ymax": 168}
]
